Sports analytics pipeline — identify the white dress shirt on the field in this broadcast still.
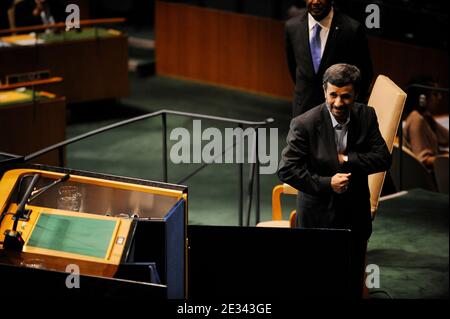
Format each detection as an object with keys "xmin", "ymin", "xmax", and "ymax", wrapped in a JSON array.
[
  {"xmin": 327, "ymin": 105, "xmax": 350, "ymax": 155},
  {"xmin": 308, "ymin": 8, "xmax": 334, "ymax": 57}
]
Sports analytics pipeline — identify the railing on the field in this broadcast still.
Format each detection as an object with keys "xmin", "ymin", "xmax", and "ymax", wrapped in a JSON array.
[{"xmin": 20, "ymin": 109, "xmax": 273, "ymax": 226}]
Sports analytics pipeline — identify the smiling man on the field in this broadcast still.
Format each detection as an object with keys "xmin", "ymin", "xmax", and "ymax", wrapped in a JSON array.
[{"xmin": 277, "ymin": 63, "xmax": 391, "ymax": 298}]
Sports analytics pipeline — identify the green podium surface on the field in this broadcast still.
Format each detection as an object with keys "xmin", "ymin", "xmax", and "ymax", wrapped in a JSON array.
[{"xmin": 28, "ymin": 213, "xmax": 117, "ymax": 259}]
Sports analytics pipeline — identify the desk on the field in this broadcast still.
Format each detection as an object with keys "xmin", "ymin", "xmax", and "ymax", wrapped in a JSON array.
[
  {"xmin": 0, "ymin": 90, "xmax": 65, "ymax": 165},
  {"xmin": 0, "ymin": 28, "xmax": 128, "ymax": 103}
]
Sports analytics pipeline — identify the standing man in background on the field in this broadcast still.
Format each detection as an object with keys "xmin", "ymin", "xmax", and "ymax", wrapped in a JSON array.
[
  {"xmin": 0, "ymin": 0, "xmax": 14, "ymax": 29},
  {"xmin": 286, "ymin": 0, "xmax": 373, "ymax": 117}
]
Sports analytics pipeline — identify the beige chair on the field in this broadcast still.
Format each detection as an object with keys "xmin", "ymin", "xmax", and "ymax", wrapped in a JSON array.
[
  {"xmin": 256, "ymin": 184, "xmax": 297, "ymax": 228},
  {"xmin": 390, "ymin": 143, "xmax": 437, "ymax": 192},
  {"xmin": 434, "ymin": 155, "xmax": 449, "ymax": 194},
  {"xmin": 367, "ymin": 75, "xmax": 407, "ymax": 219},
  {"xmin": 257, "ymin": 75, "xmax": 406, "ymax": 227}
]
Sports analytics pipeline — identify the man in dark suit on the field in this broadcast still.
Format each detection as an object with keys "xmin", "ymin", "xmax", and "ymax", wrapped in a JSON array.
[
  {"xmin": 286, "ymin": 0, "xmax": 373, "ymax": 117},
  {"xmin": 277, "ymin": 63, "xmax": 391, "ymax": 297},
  {"xmin": 0, "ymin": 0, "xmax": 14, "ymax": 29}
]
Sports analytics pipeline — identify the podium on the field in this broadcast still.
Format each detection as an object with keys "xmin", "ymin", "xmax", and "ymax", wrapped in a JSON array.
[
  {"xmin": 188, "ymin": 225, "xmax": 353, "ymax": 298},
  {"xmin": 0, "ymin": 164, "xmax": 187, "ymax": 298}
]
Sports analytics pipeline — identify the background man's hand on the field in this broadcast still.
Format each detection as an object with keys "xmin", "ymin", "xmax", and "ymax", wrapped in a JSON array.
[{"xmin": 331, "ymin": 173, "xmax": 351, "ymax": 193}]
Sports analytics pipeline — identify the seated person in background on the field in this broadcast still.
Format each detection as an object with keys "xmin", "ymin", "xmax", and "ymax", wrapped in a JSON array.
[
  {"xmin": 32, "ymin": 0, "xmax": 55, "ymax": 25},
  {"xmin": 0, "ymin": 1, "xmax": 14, "ymax": 29},
  {"xmin": 403, "ymin": 76, "xmax": 449, "ymax": 169},
  {"xmin": 14, "ymin": 0, "xmax": 63, "ymax": 28}
]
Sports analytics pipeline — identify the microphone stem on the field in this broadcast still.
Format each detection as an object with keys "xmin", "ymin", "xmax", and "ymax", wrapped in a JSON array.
[{"xmin": 13, "ymin": 174, "xmax": 40, "ymax": 231}]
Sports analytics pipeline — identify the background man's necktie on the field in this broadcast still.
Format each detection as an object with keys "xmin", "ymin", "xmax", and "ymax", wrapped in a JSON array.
[{"xmin": 310, "ymin": 24, "xmax": 322, "ymax": 73}]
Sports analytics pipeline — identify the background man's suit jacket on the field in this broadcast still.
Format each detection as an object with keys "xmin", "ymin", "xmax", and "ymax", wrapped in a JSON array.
[
  {"xmin": 277, "ymin": 103, "xmax": 391, "ymax": 240},
  {"xmin": 285, "ymin": 9, "xmax": 373, "ymax": 117}
]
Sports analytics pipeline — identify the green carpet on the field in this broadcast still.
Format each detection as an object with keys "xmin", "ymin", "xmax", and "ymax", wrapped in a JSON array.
[{"xmin": 369, "ymin": 189, "xmax": 449, "ymax": 298}]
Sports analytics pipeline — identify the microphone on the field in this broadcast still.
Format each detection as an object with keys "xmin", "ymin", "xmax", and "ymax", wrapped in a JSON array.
[
  {"xmin": 14, "ymin": 174, "xmax": 41, "ymax": 224},
  {"xmin": 28, "ymin": 173, "xmax": 70, "ymax": 203},
  {"xmin": 4, "ymin": 173, "xmax": 41, "ymax": 251},
  {"xmin": 3, "ymin": 173, "xmax": 71, "ymax": 251}
]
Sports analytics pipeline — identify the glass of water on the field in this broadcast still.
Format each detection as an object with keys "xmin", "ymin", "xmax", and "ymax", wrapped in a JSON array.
[{"xmin": 57, "ymin": 186, "xmax": 82, "ymax": 212}]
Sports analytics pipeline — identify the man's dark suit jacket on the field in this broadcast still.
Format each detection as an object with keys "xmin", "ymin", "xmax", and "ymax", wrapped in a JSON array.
[
  {"xmin": 277, "ymin": 103, "xmax": 391, "ymax": 240},
  {"xmin": 285, "ymin": 9, "xmax": 373, "ymax": 117}
]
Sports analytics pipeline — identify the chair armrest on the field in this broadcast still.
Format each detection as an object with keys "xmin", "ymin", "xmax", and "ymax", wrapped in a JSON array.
[{"xmin": 283, "ymin": 183, "xmax": 298, "ymax": 195}]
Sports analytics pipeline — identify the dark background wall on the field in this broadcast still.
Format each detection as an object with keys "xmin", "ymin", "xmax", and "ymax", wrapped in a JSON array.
[
  {"xmin": 87, "ymin": 0, "xmax": 448, "ymax": 51},
  {"xmin": 83, "ymin": 0, "xmax": 448, "ymax": 112}
]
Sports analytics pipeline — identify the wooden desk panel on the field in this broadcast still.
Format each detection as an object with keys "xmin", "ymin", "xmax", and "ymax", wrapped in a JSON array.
[
  {"xmin": 156, "ymin": 2, "xmax": 293, "ymax": 99},
  {"xmin": 0, "ymin": 96, "xmax": 66, "ymax": 165},
  {"xmin": 0, "ymin": 34, "xmax": 129, "ymax": 103}
]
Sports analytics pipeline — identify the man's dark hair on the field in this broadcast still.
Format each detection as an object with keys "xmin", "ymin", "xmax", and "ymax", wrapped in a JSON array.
[{"xmin": 322, "ymin": 63, "xmax": 361, "ymax": 95}]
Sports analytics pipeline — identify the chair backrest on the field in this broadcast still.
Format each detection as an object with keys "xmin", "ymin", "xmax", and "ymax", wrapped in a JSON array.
[
  {"xmin": 390, "ymin": 143, "xmax": 437, "ymax": 192},
  {"xmin": 433, "ymin": 155, "xmax": 449, "ymax": 194},
  {"xmin": 367, "ymin": 75, "xmax": 407, "ymax": 218}
]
